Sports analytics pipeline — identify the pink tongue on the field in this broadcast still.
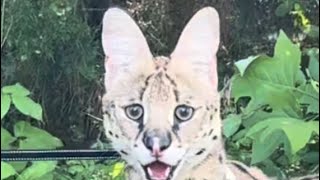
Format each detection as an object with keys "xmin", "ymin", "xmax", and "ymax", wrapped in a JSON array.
[{"xmin": 149, "ymin": 162, "xmax": 169, "ymax": 178}]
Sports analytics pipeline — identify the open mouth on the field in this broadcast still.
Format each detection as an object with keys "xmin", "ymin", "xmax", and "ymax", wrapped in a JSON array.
[{"xmin": 143, "ymin": 161, "xmax": 177, "ymax": 180}]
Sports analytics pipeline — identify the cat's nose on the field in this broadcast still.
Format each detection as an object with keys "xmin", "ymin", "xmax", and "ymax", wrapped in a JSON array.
[{"xmin": 143, "ymin": 129, "xmax": 172, "ymax": 156}]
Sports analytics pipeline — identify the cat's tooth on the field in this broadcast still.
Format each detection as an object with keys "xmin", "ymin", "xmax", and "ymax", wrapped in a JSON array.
[
  {"xmin": 165, "ymin": 167, "xmax": 171, "ymax": 177},
  {"xmin": 147, "ymin": 167, "xmax": 153, "ymax": 176}
]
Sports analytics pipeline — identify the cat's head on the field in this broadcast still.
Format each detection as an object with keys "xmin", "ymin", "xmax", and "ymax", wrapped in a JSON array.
[{"xmin": 101, "ymin": 7, "xmax": 221, "ymax": 180}]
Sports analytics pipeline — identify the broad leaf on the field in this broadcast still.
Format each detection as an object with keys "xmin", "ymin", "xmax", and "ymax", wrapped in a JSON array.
[
  {"xmin": 111, "ymin": 162, "xmax": 125, "ymax": 178},
  {"xmin": 232, "ymin": 31, "xmax": 303, "ymax": 124},
  {"xmin": 251, "ymin": 130, "xmax": 284, "ymax": 164},
  {"xmin": 223, "ymin": 114, "xmax": 242, "ymax": 138},
  {"xmin": 14, "ymin": 121, "xmax": 63, "ymax": 149},
  {"xmin": 307, "ymin": 48, "xmax": 319, "ymax": 82},
  {"xmin": 1, "ymin": 93, "xmax": 11, "ymax": 120},
  {"xmin": 1, "ymin": 162, "xmax": 16, "ymax": 180},
  {"xmin": 247, "ymin": 118, "xmax": 318, "ymax": 163},
  {"xmin": 2, "ymin": 83, "xmax": 30, "ymax": 96},
  {"xmin": 12, "ymin": 95, "xmax": 42, "ymax": 121},
  {"xmin": 298, "ymin": 81, "xmax": 319, "ymax": 113},
  {"xmin": 1, "ymin": 128, "xmax": 15, "ymax": 149},
  {"xmin": 17, "ymin": 161, "xmax": 57, "ymax": 180}
]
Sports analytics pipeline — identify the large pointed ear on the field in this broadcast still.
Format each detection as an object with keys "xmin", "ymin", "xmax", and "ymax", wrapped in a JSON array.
[
  {"xmin": 170, "ymin": 7, "xmax": 220, "ymax": 89},
  {"xmin": 102, "ymin": 8, "xmax": 153, "ymax": 89}
]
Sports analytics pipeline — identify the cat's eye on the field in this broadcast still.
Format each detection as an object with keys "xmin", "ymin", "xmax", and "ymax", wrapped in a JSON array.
[
  {"xmin": 175, "ymin": 105, "xmax": 194, "ymax": 122},
  {"xmin": 125, "ymin": 104, "xmax": 144, "ymax": 121}
]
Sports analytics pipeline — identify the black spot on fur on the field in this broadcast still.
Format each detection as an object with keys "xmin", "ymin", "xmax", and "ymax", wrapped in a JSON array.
[
  {"xmin": 115, "ymin": 134, "xmax": 119, "ymax": 138},
  {"xmin": 214, "ymin": 108, "xmax": 218, "ymax": 112},
  {"xmin": 134, "ymin": 144, "xmax": 138, "ymax": 147},
  {"xmin": 219, "ymin": 155, "xmax": 223, "ymax": 163},
  {"xmin": 196, "ymin": 149, "xmax": 206, "ymax": 155},
  {"xmin": 210, "ymin": 114, "xmax": 213, "ymax": 120},
  {"xmin": 202, "ymin": 133, "xmax": 207, "ymax": 137},
  {"xmin": 212, "ymin": 135, "xmax": 218, "ymax": 140},
  {"xmin": 173, "ymin": 89, "xmax": 180, "ymax": 102},
  {"xmin": 120, "ymin": 150, "xmax": 128, "ymax": 155},
  {"xmin": 209, "ymin": 129, "xmax": 214, "ymax": 136},
  {"xmin": 108, "ymin": 131, "xmax": 113, "ymax": 136}
]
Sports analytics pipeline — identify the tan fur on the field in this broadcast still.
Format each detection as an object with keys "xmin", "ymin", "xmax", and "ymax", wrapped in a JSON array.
[{"xmin": 101, "ymin": 7, "xmax": 318, "ymax": 180}]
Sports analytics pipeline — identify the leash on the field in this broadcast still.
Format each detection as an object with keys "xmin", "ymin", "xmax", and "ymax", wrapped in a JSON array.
[{"xmin": 1, "ymin": 149, "xmax": 121, "ymax": 162}]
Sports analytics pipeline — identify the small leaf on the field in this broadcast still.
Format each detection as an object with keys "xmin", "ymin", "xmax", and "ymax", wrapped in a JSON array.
[
  {"xmin": 14, "ymin": 121, "xmax": 63, "ymax": 149},
  {"xmin": 1, "ymin": 128, "xmax": 15, "ymax": 150},
  {"xmin": 2, "ymin": 83, "xmax": 30, "ymax": 96},
  {"xmin": 223, "ymin": 114, "xmax": 242, "ymax": 138},
  {"xmin": 275, "ymin": 2, "xmax": 293, "ymax": 17},
  {"xmin": 1, "ymin": 93, "xmax": 11, "ymax": 120},
  {"xmin": 12, "ymin": 95, "xmax": 42, "ymax": 121},
  {"xmin": 17, "ymin": 161, "xmax": 57, "ymax": 180},
  {"xmin": 1, "ymin": 162, "xmax": 16, "ymax": 180},
  {"xmin": 111, "ymin": 162, "xmax": 125, "ymax": 178}
]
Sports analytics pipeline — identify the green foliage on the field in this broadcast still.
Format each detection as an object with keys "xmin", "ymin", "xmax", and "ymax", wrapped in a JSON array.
[
  {"xmin": 1, "ymin": 162, "xmax": 16, "ymax": 180},
  {"xmin": 226, "ymin": 30, "xmax": 319, "ymax": 177},
  {"xmin": 1, "ymin": 83, "xmax": 42, "ymax": 121},
  {"xmin": 1, "ymin": 83, "xmax": 62, "ymax": 180}
]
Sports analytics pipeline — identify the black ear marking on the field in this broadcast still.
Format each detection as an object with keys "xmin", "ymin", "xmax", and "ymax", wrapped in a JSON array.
[{"xmin": 196, "ymin": 148, "xmax": 206, "ymax": 155}]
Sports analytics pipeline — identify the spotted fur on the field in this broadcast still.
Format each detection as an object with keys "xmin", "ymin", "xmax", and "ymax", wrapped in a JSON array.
[{"xmin": 101, "ymin": 7, "xmax": 319, "ymax": 180}]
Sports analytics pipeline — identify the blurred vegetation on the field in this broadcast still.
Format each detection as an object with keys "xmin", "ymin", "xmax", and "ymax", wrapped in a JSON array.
[{"xmin": 1, "ymin": 0, "xmax": 319, "ymax": 179}]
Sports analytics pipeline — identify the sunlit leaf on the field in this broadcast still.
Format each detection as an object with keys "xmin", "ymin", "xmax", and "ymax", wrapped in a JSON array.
[
  {"xmin": 1, "ymin": 162, "xmax": 16, "ymax": 180},
  {"xmin": 17, "ymin": 161, "xmax": 57, "ymax": 180},
  {"xmin": 14, "ymin": 121, "xmax": 63, "ymax": 149},
  {"xmin": 1, "ymin": 128, "xmax": 15, "ymax": 150},
  {"xmin": 1, "ymin": 93, "xmax": 11, "ymax": 120},
  {"xmin": 12, "ymin": 95, "xmax": 42, "ymax": 121},
  {"xmin": 1, "ymin": 83, "xmax": 30, "ymax": 96}
]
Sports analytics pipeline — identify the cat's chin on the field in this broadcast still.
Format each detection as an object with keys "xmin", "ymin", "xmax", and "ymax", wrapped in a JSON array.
[{"xmin": 142, "ymin": 161, "xmax": 178, "ymax": 180}]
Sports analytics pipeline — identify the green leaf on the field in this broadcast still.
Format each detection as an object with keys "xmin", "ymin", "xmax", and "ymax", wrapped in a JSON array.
[
  {"xmin": 12, "ymin": 95, "xmax": 42, "ymax": 121},
  {"xmin": 275, "ymin": 2, "xmax": 293, "ymax": 17},
  {"xmin": 1, "ymin": 128, "xmax": 15, "ymax": 150},
  {"xmin": 247, "ymin": 118, "xmax": 318, "ymax": 163},
  {"xmin": 14, "ymin": 121, "xmax": 63, "ymax": 149},
  {"xmin": 1, "ymin": 83, "xmax": 30, "ymax": 96},
  {"xmin": 232, "ymin": 30, "xmax": 303, "ymax": 124},
  {"xmin": 251, "ymin": 130, "xmax": 284, "ymax": 164},
  {"xmin": 234, "ymin": 56, "xmax": 259, "ymax": 76},
  {"xmin": 9, "ymin": 162, "xmax": 28, "ymax": 172},
  {"xmin": 298, "ymin": 81, "xmax": 319, "ymax": 113},
  {"xmin": 282, "ymin": 121, "xmax": 318, "ymax": 154},
  {"xmin": 111, "ymin": 162, "xmax": 125, "ymax": 178},
  {"xmin": 223, "ymin": 114, "xmax": 242, "ymax": 138},
  {"xmin": 307, "ymin": 48, "xmax": 319, "ymax": 82},
  {"xmin": 17, "ymin": 161, "xmax": 57, "ymax": 180},
  {"xmin": 1, "ymin": 93, "xmax": 11, "ymax": 120},
  {"xmin": 1, "ymin": 162, "xmax": 16, "ymax": 180}
]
